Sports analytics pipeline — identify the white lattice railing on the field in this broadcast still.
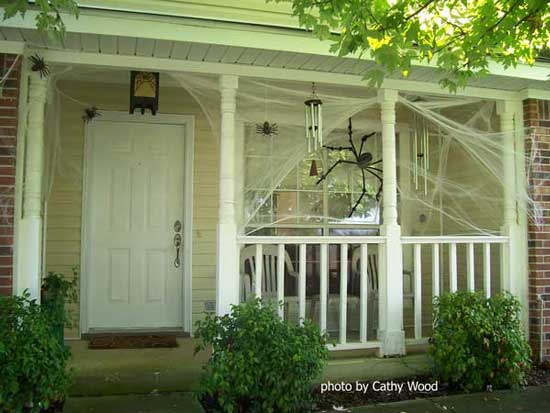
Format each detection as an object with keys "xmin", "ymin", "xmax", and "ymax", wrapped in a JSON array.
[
  {"xmin": 401, "ymin": 236, "xmax": 509, "ymax": 342},
  {"xmin": 237, "ymin": 236, "xmax": 385, "ymax": 351}
]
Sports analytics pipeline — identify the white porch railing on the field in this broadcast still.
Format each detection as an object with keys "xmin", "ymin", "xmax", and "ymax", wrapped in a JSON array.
[
  {"xmin": 237, "ymin": 236, "xmax": 385, "ymax": 351},
  {"xmin": 401, "ymin": 236, "xmax": 509, "ymax": 343},
  {"xmin": 238, "ymin": 235, "xmax": 509, "ymax": 351}
]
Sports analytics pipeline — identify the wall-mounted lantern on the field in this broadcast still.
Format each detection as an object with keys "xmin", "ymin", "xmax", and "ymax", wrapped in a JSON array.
[{"xmin": 129, "ymin": 71, "xmax": 159, "ymax": 115}]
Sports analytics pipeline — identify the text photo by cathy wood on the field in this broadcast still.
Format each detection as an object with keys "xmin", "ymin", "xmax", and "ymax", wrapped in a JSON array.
[{"xmin": 320, "ymin": 380, "xmax": 439, "ymax": 394}]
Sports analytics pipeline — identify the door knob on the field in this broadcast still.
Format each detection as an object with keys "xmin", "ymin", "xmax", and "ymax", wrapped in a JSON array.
[{"xmin": 174, "ymin": 233, "xmax": 182, "ymax": 268}]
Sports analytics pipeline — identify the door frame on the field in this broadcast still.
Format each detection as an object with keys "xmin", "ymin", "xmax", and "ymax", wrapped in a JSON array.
[{"xmin": 80, "ymin": 111, "xmax": 195, "ymax": 335}]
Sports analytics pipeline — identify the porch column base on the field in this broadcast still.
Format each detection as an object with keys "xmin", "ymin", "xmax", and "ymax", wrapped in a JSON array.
[
  {"xmin": 15, "ymin": 217, "xmax": 42, "ymax": 301},
  {"xmin": 216, "ymin": 221, "xmax": 240, "ymax": 315},
  {"xmin": 378, "ymin": 329, "xmax": 406, "ymax": 357}
]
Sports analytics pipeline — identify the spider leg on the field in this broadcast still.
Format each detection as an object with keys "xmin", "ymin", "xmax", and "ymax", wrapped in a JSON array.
[
  {"xmin": 368, "ymin": 166, "xmax": 383, "ymax": 174},
  {"xmin": 348, "ymin": 169, "xmax": 368, "ymax": 217},
  {"xmin": 349, "ymin": 189, "xmax": 367, "ymax": 218},
  {"xmin": 323, "ymin": 145, "xmax": 354, "ymax": 152},
  {"xmin": 364, "ymin": 168, "xmax": 383, "ymax": 201},
  {"xmin": 316, "ymin": 160, "xmax": 357, "ymax": 185},
  {"xmin": 359, "ymin": 132, "xmax": 376, "ymax": 154},
  {"xmin": 368, "ymin": 159, "xmax": 382, "ymax": 167},
  {"xmin": 347, "ymin": 118, "xmax": 360, "ymax": 159}
]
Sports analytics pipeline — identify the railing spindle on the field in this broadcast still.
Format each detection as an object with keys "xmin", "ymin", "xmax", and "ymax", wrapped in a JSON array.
[
  {"xmin": 299, "ymin": 244, "xmax": 307, "ymax": 324},
  {"xmin": 414, "ymin": 243, "xmax": 422, "ymax": 339},
  {"xmin": 484, "ymin": 243, "xmax": 491, "ymax": 298},
  {"xmin": 277, "ymin": 244, "xmax": 285, "ymax": 319},
  {"xmin": 254, "ymin": 244, "xmax": 263, "ymax": 299},
  {"xmin": 320, "ymin": 243, "xmax": 328, "ymax": 333},
  {"xmin": 467, "ymin": 243, "xmax": 475, "ymax": 292},
  {"xmin": 360, "ymin": 243, "xmax": 368, "ymax": 343},
  {"xmin": 339, "ymin": 243, "xmax": 348, "ymax": 344},
  {"xmin": 449, "ymin": 243, "xmax": 457, "ymax": 293},
  {"xmin": 432, "ymin": 243, "xmax": 440, "ymax": 297}
]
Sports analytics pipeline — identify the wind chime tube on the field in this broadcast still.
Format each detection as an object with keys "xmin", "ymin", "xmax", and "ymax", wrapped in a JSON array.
[
  {"xmin": 413, "ymin": 115, "xmax": 418, "ymax": 190},
  {"xmin": 424, "ymin": 122, "xmax": 429, "ymax": 196},
  {"xmin": 310, "ymin": 103, "xmax": 316, "ymax": 151},
  {"xmin": 318, "ymin": 103, "xmax": 323, "ymax": 147},
  {"xmin": 315, "ymin": 104, "xmax": 320, "ymax": 150},
  {"xmin": 422, "ymin": 121, "xmax": 428, "ymax": 196},
  {"xmin": 305, "ymin": 103, "xmax": 311, "ymax": 152}
]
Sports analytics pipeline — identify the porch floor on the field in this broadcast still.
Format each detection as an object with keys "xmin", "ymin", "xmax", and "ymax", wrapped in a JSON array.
[{"xmin": 67, "ymin": 339, "xmax": 431, "ymax": 396}]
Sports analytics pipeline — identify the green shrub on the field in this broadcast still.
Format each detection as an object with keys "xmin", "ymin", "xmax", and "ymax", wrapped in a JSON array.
[
  {"xmin": 195, "ymin": 298, "xmax": 329, "ymax": 413},
  {"xmin": 429, "ymin": 291, "xmax": 530, "ymax": 392},
  {"xmin": 41, "ymin": 269, "xmax": 79, "ymax": 346},
  {"xmin": 0, "ymin": 292, "xmax": 71, "ymax": 413}
]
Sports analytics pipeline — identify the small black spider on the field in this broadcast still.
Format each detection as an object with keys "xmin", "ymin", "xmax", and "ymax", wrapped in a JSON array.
[
  {"xmin": 83, "ymin": 107, "xmax": 101, "ymax": 123},
  {"xmin": 29, "ymin": 54, "xmax": 49, "ymax": 78},
  {"xmin": 256, "ymin": 121, "xmax": 278, "ymax": 137},
  {"xmin": 317, "ymin": 118, "xmax": 383, "ymax": 217}
]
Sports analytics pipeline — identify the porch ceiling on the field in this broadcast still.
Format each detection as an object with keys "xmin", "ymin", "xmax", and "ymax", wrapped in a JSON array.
[{"xmin": 1, "ymin": 25, "xmax": 549, "ymax": 96}]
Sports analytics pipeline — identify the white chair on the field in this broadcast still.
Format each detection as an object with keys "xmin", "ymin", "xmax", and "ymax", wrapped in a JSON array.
[
  {"xmin": 350, "ymin": 247, "xmax": 379, "ymax": 339},
  {"xmin": 314, "ymin": 248, "xmax": 412, "ymax": 340},
  {"xmin": 240, "ymin": 245, "xmax": 304, "ymax": 319},
  {"xmin": 350, "ymin": 248, "xmax": 414, "ymax": 339},
  {"xmin": 311, "ymin": 248, "xmax": 377, "ymax": 339}
]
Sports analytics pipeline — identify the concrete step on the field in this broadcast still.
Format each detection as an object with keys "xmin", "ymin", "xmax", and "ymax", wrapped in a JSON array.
[{"xmin": 65, "ymin": 393, "xmax": 203, "ymax": 413}]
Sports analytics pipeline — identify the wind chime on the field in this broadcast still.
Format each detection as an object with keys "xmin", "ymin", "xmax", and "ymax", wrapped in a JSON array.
[
  {"xmin": 413, "ymin": 113, "xmax": 430, "ymax": 196},
  {"xmin": 305, "ymin": 82, "xmax": 323, "ymax": 153},
  {"xmin": 305, "ymin": 82, "xmax": 323, "ymax": 176}
]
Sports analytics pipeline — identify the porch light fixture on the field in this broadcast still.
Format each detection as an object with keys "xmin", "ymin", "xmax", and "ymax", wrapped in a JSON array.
[
  {"xmin": 305, "ymin": 82, "xmax": 323, "ymax": 153},
  {"xmin": 129, "ymin": 71, "xmax": 159, "ymax": 115}
]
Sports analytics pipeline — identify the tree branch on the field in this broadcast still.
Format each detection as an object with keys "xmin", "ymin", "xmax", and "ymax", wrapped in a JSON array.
[{"xmin": 405, "ymin": 0, "xmax": 438, "ymax": 21}]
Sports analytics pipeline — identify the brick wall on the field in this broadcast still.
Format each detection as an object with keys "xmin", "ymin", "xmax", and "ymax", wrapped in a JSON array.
[
  {"xmin": 0, "ymin": 53, "xmax": 21, "ymax": 296},
  {"xmin": 524, "ymin": 98, "xmax": 550, "ymax": 362}
]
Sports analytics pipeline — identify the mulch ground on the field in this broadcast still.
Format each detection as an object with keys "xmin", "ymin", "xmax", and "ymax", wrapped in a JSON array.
[{"xmin": 312, "ymin": 362, "xmax": 550, "ymax": 411}]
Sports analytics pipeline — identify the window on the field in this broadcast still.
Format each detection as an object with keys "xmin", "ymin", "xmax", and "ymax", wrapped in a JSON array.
[{"xmin": 244, "ymin": 124, "xmax": 381, "ymax": 235}]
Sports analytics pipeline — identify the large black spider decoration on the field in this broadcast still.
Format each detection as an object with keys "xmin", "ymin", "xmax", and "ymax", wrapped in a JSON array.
[
  {"xmin": 256, "ymin": 121, "xmax": 278, "ymax": 137},
  {"xmin": 316, "ymin": 118, "xmax": 383, "ymax": 217},
  {"xmin": 29, "ymin": 54, "xmax": 49, "ymax": 78}
]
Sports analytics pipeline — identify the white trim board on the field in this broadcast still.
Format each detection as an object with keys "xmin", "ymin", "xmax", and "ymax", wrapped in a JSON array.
[
  {"xmin": 80, "ymin": 111, "xmax": 195, "ymax": 334},
  {"xmin": 1, "ymin": 42, "xmax": 548, "ymax": 100},
  {"xmin": 35, "ymin": 47, "xmax": 527, "ymax": 101}
]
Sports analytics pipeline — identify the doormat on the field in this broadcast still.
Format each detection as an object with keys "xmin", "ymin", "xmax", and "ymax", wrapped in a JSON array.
[{"xmin": 88, "ymin": 334, "xmax": 179, "ymax": 349}]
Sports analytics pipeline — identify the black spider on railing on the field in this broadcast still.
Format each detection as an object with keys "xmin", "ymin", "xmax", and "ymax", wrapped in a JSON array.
[{"xmin": 316, "ymin": 118, "xmax": 383, "ymax": 217}]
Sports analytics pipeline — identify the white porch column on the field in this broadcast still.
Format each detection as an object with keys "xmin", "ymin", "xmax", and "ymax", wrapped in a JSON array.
[
  {"xmin": 15, "ymin": 72, "xmax": 48, "ymax": 300},
  {"xmin": 378, "ymin": 89, "xmax": 406, "ymax": 356},
  {"xmin": 216, "ymin": 74, "xmax": 240, "ymax": 316},
  {"xmin": 498, "ymin": 100, "xmax": 528, "ymax": 328}
]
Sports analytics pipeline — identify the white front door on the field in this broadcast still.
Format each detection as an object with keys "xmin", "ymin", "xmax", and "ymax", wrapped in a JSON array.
[{"xmin": 86, "ymin": 118, "xmax": 185, "ymax": 330}]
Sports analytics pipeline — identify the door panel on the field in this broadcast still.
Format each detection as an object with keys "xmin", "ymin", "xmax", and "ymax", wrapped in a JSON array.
[{"xmin": 87, "ymin": 120, "xmax": 185, "ymax": 329}]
